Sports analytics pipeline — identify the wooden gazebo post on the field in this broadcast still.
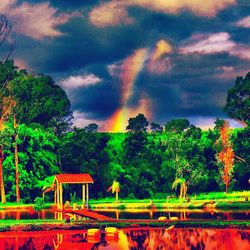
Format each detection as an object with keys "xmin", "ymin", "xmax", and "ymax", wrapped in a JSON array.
[
  {"xmin": 82, "ymin": 184, "xmax": 85, "ymax": 208},
  {"xmin": 56, "ymin": 180, "xmax": 60, "ymax": 209},
  {"xmin": 86, "ymin": 184, "xmax": 89, "ymax": 208}
]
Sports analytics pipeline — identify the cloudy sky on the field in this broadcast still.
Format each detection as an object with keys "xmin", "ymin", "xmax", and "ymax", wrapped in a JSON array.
[{"xmin": 2, "ymin": 0, "xmax": 250, "ymax": 131}]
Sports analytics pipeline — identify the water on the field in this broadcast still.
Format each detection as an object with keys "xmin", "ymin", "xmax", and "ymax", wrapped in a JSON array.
[
  {"xmin": 97, "ymin": 208, "xmax": 250, "ymax": 221},
  {"xmin": 0, "ymin": 227, "xmax": 249, "ymax": 249},
  {"xmin": 0, "ymin": 208, "xmax": 249, "ymax": 221}
]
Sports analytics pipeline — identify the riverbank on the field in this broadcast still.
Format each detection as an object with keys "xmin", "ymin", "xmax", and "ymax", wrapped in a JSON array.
[
  {"xmin": 90, "ymin": 191, "xmax": 250, "ymax": 210},
  {"xmin": 0, "ymin": 191, "xmax": 249, "ymax": 211},
  {"xmin": 0, "ymin": 219, "xmax": 249, "ymax": 232}
]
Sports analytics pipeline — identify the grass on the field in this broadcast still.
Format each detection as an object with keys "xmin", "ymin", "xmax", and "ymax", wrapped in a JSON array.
[
  {"xmin": 0, "ymin": 191, "xmax": 249, "ymax": 210},
  {"xmin": 0, "ymin": 219, "xmax": 249, "ymax": 232},
  {"xmin": 89, "ymin": 191, "xmax": 250, "ymax": 210},
  {"xmin": 191, "ymin": 191, "xmax": 250, "ymax": 201}
]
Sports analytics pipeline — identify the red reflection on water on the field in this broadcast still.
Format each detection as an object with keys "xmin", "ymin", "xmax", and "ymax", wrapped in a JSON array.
[
  {"xmin": 124, "ymin": 228, "xmax": 250, "ymax": 250},
  {"xmin": 0, "ymin": 228, "xmax": 249, "ymax": 250}
]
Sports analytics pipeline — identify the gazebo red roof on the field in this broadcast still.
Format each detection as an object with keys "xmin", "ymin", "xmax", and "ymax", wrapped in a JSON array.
[{"xmin": 55, "ymin": 174, "xmax": 94, "ymax": 184}]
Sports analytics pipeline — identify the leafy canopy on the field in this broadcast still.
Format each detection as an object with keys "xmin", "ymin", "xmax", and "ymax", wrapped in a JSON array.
[
  {"xmin": 224, "ymin": 73, "xmax": 250, "ymax": 125},
  {"xmin": 126, "ymin": 113, "xmax": 149, "ymax": 132}
]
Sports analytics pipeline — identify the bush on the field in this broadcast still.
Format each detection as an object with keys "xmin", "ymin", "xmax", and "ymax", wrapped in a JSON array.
[{"xmin": 34, "ymin": 197, "xmax": 45, "ymax": 210}]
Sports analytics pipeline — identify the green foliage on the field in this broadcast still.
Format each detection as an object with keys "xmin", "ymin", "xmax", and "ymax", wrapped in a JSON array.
[
  {"xmin": 126, "ymin": 113, "xmax": 149, "ymax": 132},
  {"xmin": 224, "ymin": 73, "xmax": 250, "ymax": 125},
  {"xmin": 35, "ymin": 176, "xmax": 55, "ymax": 190},
  {"xmin": 165, "ymin": 118, "xmax": 190, "ymax": 132},
  {"xmin": 150, "ymin": 122, "xmax": 163, "ymax": 132},
  {"xmin": 0, "ymin": 60, "xmax": 20, "ymax": 85},
  {"xmin": 0, "ymin": 60, "xmax": 248, "ymax": 202},
  {"xmin": 84, "ymin": 123, "xmax": 98, "ymax": 133},
  {"xmin": 8, "ymin": 74, "xmax": 71, "ymax": 130},
  {"xmin": 59, "ymin": 128, "xmax": 110, "ymax": 198},
  {"xmin": 172, "ymin": 177, "xmax": 186, "ymax": 190},
  {"xmin": 34, "ymin": 197, "xmax": 45, "ymax": 210},
  {"xmin": 3, "ymin": 124, "xmax": 59, "ymax": 202},
  {"xmin": 0, "ymin": 60, "xmax": 72, "ymax": 134},
  {"xmin": 232, "ymin": 127, "xmax": 250, "ymax": 190}
]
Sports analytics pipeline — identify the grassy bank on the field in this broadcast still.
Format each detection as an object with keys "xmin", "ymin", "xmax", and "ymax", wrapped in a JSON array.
[
  {"xmin": 89, "ymin": 191, "xmax": 250, "ymax": 210},
  {"xmin": 0, "ymin": 219, "xmax": 249, "ymax": 232},
  {"xmin": 0, "ymin": 191, "xmax": 249, "ymax": 211}
]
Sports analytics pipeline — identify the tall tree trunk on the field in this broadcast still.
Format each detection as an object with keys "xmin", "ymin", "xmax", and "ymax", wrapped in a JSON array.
[
  {"xmin": 14, "ymin": 115, "xmax": 20, "ymax": 202},
  {"xmin": 0, "ymin": 146, "xmax": 6, "ymax": 203},
  {"xmin": 225, "ymin": 181, "xmax": 229, "ymax": 193},
  {"xmin": 116, "ymin": 190, "xmax": 118, "ymax": 203}
]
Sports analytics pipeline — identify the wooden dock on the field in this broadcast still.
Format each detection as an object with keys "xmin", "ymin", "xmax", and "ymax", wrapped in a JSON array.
[{"xmin": 62, "ymin": 209, "xmax": 115, "ymax": 221}]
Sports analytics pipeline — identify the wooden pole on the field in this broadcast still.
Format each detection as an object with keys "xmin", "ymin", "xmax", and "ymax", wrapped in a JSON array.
[
  {"xmin": 86, "ymin": 184, "xmax": 89, "ymax": 208},
  {"xmin": 54, "ymin": 184, "xmax": 56, "ymax": 205},
  {"xmin": 82, "ymin": 184, "xmax": 85, "ymax": 208},
  {"xmin": 60, "ymin": 183, "xmax": 63, "ymax": 209},
  {"xmin": 57, "ymin": 182, "xmax": 60, "ymax": 209}
]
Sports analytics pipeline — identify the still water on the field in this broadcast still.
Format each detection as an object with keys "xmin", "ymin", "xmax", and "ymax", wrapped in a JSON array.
[
  {"xmin": 0, "ymin": 227, "xmax": 249, "ymax": 250},
  {"xmin": 0, "ymin": 208, "xmax": 249, "ymax": 221}
]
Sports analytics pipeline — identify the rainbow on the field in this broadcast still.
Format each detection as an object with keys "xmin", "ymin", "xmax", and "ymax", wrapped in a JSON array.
[
  {"xmin": 105, "ymin": 40, "xmax": 172, "ymax": 132},
  {"xmin": 120, "ymin": 48, "xmax": 148, "ymax": 106}
]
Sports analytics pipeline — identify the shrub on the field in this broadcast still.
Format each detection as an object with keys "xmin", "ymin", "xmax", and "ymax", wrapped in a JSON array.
[{"xmin": 34, "ymin": 197, "xmax": 45, "ymax": 210}]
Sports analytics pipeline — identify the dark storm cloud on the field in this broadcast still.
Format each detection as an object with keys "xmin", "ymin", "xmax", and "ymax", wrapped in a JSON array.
[
  {"xmin": 35, "ymin": 17, "xmax": 146, "ymax": 73},
  {"xmin": 10, "ymin": 0, "xmax": 250, "ymax": 128},
  {"xmin": 68, "ymin": 79, "xmax": 120, "ymax": 120},
  {"xmin": 25, "ymin": 0, "xmax": 99, "ymax": 9}
]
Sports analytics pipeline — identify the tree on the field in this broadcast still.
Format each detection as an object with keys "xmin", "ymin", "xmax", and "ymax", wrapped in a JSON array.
[
  {"xmin": 150, "ymin": 122, "xmax": 163, "ymax": 132},
  {"xmin": 107, "ymin": 180, "xmax": 120, "ymax": 203},
  {"xmin": 172, "ymin": 178, "xmax": 187, "ymax": 199},
  {"xmin": 59, "ymin": 128, "xmax": 110, "ymax": 198},
  {"xmin": 36, "ymin": 176, "xmax": 55, "ymax": 201},
  {"xmin": 3, "ymin": 124, "xmax": 60, "ymax": 202},
  {"xmin": 0, "ymin": 96, "xmax": 16, "ymax": 203},
  {"xmin": 126, "ymin": 113, "xmax": 149, "ymax": 132},
  {"xmin": 216, "ymin": 120, "xmax": 234, "ymax": 193},
  {"xmin": 0, "ymin": 15, "xmax": 15, "ymax": 63},
  {"xmin": 232, "ymin": 127, "xmax": 250, "ymax": 190},
  {"xmin": 165, "ymin": 119, "xmax": 190, "ymax": 133},
  {"xmin": 7, "ymin": 74, "xmax": 71, "ymax": 130},
  {"xmin": 224, "ymin": 73, "xmax": 250, "ymax": 126},
  {"xmin": 84, "ymin": 123, "xmax": 98, "ymax": 133}
]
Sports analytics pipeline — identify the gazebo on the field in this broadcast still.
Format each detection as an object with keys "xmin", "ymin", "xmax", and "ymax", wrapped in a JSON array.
[{"xmin": 53, "ymin": 174, "xmax": 94, "ymax": 209}]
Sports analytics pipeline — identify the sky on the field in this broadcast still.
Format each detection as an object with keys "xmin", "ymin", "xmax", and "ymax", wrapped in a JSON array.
[{"xmin": 1, "ymin": 0, "xmax": 250, "ymax": 131}]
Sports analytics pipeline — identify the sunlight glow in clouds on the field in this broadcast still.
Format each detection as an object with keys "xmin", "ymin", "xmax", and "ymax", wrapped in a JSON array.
[
  {"xmin": 180, "ymin": 32, "xmax": 250, "ymax": 60},
  {"xmin": 89, "ymin": 0, "xmax": 236, "ymax": 27},
  {"xmin": 180, "ymin": 33, "xmax": 235, "ymax": 54},
  {"xmin": 89, "ymin": 1, "xmax": 133, "ymax": 28},
  {"xmin": 0, "ymin": 0, "xmax": 74, "ymax": 39},
  {"xmin": 60, "ymin": 74, "xmax": 102, "ymax": 90},
  {"xmin": 148, "ymin": 39, "xmax": 172, "ymax": 74},
  {"xmin": 235, "ymin": 16, "xmax": 250, "ymax": 28}
]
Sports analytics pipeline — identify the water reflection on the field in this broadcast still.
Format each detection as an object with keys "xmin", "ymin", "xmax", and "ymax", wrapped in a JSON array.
[
  {"xmin": 0, "ymin": 208, "xmax": 250, "ymax": 221},
  {"xmin": 0, "ymin": 228, "xmax": 249, "ymax": 250},
  {"xmin": 98, "ymin": 208, "xmax": 250, "ymax": 221}
]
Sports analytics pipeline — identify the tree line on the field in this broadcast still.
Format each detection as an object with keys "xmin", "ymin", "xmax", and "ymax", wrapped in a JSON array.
[{"xmin": 0, "ymin": 59, "xmax": 249, "ymax": 203}]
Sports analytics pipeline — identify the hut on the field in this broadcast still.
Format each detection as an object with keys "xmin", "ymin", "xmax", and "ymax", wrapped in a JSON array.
[{"xmin": 53, "ymin": 174, "xmax": 94, "ymax": 209}]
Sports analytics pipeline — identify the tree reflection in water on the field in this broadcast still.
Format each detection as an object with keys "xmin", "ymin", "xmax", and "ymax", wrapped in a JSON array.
[
  {"xmin": 125, "ymin": 228, "xmax": 250, "ymax": 250},
  {"xmin": 0, "ymin": 228, "xmax": 249, "ymax": 249}
]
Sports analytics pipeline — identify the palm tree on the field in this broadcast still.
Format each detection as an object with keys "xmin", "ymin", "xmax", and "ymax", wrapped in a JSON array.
[
  {"xmin": 107, "ymin": 180, "xmax": 120, "ymax": 203},
  {"xmin": 172, "ymin": 178, "xmax": 187, "ymax": 199},
  {"xmin": 36, "ymin": 176, "xmax": 55, "ymax": 201}
]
